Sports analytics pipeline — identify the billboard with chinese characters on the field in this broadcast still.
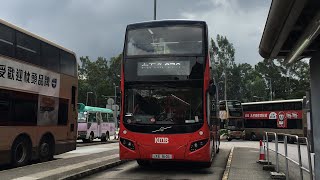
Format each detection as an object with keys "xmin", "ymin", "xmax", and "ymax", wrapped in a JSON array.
[
  {"xmin": 0, "ymin": 57, "xmax": 60, "ymax": 97},
  {"xmin": 244, "ymin": 110, "xmax": 302, "ymax": 128}
]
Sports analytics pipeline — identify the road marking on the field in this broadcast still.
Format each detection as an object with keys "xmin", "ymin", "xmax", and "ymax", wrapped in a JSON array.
[
  {"xmin": 12, "ymin": 154, "xmax": 119, "ymax": 180},
  {"xmin": 222, "ymin": 146, "xmax": 234, "ymax": 180}
]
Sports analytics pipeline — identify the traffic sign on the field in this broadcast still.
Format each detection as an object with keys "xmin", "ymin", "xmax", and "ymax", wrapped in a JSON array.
[{"xmin": 107, "ymin": 98, "xmax": 114, "ymax": 105}]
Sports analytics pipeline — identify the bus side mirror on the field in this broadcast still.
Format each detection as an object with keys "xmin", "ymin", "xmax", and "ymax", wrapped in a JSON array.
[{"xmin": 209, "ymin": 84, "xmax": 216, "ymax": 95}]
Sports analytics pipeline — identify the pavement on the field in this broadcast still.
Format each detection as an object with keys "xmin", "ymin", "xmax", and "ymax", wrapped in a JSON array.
[
  {"xmin": 224, "ymin": 140, "xmax": 314, "ymax": 180},
  {"xmin": 0, "ymin": 141, "xmax": 120, "ymax": 180},
  {"xmin": 0, "ymin": 139, "xmax": 314, "ymax": 180},
  {"xmin": 227, "ymin": 147, "xmax": 272, "ymax": 180}
]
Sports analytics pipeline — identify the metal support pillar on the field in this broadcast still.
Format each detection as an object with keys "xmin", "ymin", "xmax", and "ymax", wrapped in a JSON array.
[{"xmin": 310, "ymin": 54, "xmax": 320, "ymax": 180}]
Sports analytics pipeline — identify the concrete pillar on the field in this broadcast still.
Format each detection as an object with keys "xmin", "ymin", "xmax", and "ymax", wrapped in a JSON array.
[{"xmin": 310, "ymin": 55, "xmax": 320, "ymax": 180}]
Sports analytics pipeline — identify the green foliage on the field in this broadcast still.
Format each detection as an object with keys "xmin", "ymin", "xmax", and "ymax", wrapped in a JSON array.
[
  {"xmin": 210, "ymin": 35, "xmax": 235, "ymax": 101},
  {"xmin": 219, "ymin": 129, "xmax": 228, "ymax": 136},
  {"xmin": 210, "ymin": 35, "xmax": 310, "ymax": 102},
  {"xmin": 78, "ymin": 55, "xmax": 122, "ymax": 107}
]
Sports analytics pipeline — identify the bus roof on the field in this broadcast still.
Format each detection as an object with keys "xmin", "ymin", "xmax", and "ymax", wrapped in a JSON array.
[
  {"xmin": 126, "ymin": 19, "xmax": 207, "ymax": 30},
  {"xmin": 77, "ymin": 103, "xmax": 112, "ymax": 113},
  {"xmin": 0, "ymin": 18, "xmax": 76, "ymax": 56},
  {"xmin": 242, "ymin": 99, "xmax": 303, "ymax": 105}
]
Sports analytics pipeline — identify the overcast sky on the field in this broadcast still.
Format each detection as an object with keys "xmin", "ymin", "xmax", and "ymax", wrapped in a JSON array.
[{"xmin": 0, "ymin": 0, "xmax": 271, "ymax": 65}]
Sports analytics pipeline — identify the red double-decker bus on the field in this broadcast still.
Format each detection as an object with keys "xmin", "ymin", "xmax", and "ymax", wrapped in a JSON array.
[
  {"xmin": 242, "ymin": 99, "xmax": 306, "ymax": 141},
  {"xmin": 119, "ymin": 20, "xmax": 220, "ymax": 167}
]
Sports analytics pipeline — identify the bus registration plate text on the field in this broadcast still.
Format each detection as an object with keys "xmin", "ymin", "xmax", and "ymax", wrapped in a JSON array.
[{"xmin": 151, "ymin": 154, "xmax": 173, "ymax": 159}]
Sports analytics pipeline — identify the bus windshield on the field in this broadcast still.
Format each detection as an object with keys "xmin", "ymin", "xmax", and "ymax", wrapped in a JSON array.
[
  {"xmin": 228, "ymin": 101, "xmax": 243, "ymax": 117},
  {"xmin": 126, "ymin": 26, "xmax": 203, "ymax": 56},
  {"xmin": 227, "ymin": 101, "xmax": 242, "ymax": 110},
  {"xmin": 124, "ymin": 86, "xmax": 203, "ymax": 125},
  {"xmin": 77, "ymin": 112, "xmax": 86, "ymax": 122}
]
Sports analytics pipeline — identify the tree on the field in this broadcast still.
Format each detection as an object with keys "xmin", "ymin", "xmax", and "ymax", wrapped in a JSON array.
[
  {"xmin": 210, "ymin": 35, "xmax": 235, "ymax": 101},
  {"xmin": 78, "ymin": 55, "xmax": 122, "ymax": 107},
  {"xmin": 254, "ymin": 58, "xmax": 310, "ymax": 100}
]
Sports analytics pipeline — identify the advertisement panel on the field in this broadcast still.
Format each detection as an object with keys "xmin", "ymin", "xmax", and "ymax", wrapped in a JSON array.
[
  {"xmin": 244, "ymin": 111, "xmax": 302, "ymax": 120},
  {"xmin": 0, "ymin": 57, "xmax": 60, "ymax": 97},
  {"xmin": 37, "ymin": 95, "xmax": 59, "ymax": 125},
  {"xmin": 244, "ymin": 111, "xmax": 302, "ymax": 129}
]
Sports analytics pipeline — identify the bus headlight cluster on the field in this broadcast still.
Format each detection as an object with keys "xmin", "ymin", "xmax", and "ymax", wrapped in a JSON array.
[
  {"xmin": 120, "ymin": 138, "xmax": 135, "ymax": 150},
  {"xmin": 190, "ymin": 139, "xmax": 208, "ymax": 152}
]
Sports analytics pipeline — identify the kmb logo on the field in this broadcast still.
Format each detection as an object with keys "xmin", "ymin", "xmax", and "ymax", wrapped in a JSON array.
[{"xmin": 155, "ymin": 137, "xmax": 169, "ymax": 144}]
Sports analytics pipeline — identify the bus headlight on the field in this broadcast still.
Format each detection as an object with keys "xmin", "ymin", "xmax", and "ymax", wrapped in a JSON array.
[
  {"xmin": 190, "ymin": 139, "xmax": 208, "ymax": 152},
  {"xmin": 120, "ymin": 138, "xmax": 135, "ymax": 150}
]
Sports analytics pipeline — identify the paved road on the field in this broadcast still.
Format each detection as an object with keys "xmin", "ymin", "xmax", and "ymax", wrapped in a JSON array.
[
  {"xmin": 1, "ymin": 139, "xmax": 313, "ymax": 180},
  {"xmin": 0, "ymin": 143, "xmax": 119, "ymax": 180},
  {"xmin": 85, "ymin": 140, "xmax": 315, "ymax": 180},
  {"xmin": 86, "ymin": 143, "xmax": 232, "ymax": 180}
]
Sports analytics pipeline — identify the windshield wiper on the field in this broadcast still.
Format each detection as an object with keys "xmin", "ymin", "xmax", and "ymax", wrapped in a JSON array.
[{"xmin": 171, "ymin": 94, "xmax": 190, "ymax": 106}]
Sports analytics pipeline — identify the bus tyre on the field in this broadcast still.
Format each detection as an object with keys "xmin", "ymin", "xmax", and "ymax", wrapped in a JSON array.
[
  {"xmin": 11, "ymin": 136, "xmax": 31, "ymax": 167},
  {"xmin": 288, "ymin": 137, "xmax": 295, "ymax": 144},
  {"xmin": 101, "ymin": 132, "xmax": 109, "ymax": 142},
  {"xmin": 250, "ymin": 133, "xmax": 256, "ymax": 141},
  {"xmin": 137, "ymin": 160, "xmax": 149, "ymax": 167},
  {"xmin": 101, "ymin": 136, "xmax": 106, "ymax": 142},
  {"xmin": 106, "ymin": 132, "xmax": 110, "ymax": 141},
  {"xmin": 39, "ymin": 137, "xmax": 54, "ymax": 162},
  {"xmin": 227, "ymin": 137, "xmax": 232, "ymax": 141},
  {"xmin": 89, "ymin": 132, "xmax": 94, "ymax": 143}
]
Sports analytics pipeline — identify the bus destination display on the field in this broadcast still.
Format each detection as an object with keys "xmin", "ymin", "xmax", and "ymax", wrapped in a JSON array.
[{"xmin": 137, "ymin": 61, "xmax": 190, "ymax": 76}]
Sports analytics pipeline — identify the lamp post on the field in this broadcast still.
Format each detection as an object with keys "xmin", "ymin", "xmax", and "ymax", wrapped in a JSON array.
[
  {"xmin": 154, "ymin": 0, "xmax": 157, "ymax": 20},
  {"xmin": 264, "ymin": 77, "xmax": 272, "ymax": 101},
  {"xmin": 113, "ymin": 83, "xmax": 119, "ymax": 128},
  {"xmin": 86, "ymin": 92, "xmax": 93, "ymax": 106}
]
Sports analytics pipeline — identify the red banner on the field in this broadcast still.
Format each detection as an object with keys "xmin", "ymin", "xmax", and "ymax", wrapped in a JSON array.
[
  {"xmin": 244, "ymin": 110, "xmax": 302, "ymax": 120},
  {"xmin": 244, "ymin": 110, "xmax": 302, "ymax": 128}
]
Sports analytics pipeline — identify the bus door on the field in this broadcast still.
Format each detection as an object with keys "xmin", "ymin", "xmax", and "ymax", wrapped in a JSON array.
[
  {"xmin": 97, "ymin": 112, "xmax": 102, "ymax": 137},
  {"xmin": 87, "ymin": 112, "xmax": 98, "ymax": 137}
]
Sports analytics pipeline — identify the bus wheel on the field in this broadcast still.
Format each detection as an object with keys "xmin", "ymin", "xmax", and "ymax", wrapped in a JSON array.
[
  {"xmin": 250, "ymin": 133, "xmax": 256, "ymax": 141},
  {"xmin": 105, "ymin": 132, "xmax": 110, "ymax": 141},
  {"xmin": 227, "ymin": 137, "xmax": 232, "ymax": 141},
  {"xmin": 89, "ymin": 132, "xmax": 94, "ymax": 143},
  {"xmin": 39, "ymin": 137, "xmax": 54, "ymax": 162},
  {"xmin": 137, "ymin": 160, "xmax": 149, "ymax": 167},
  {"xmin": 11, "ymin": 136, "xmax": 31, "ymax": 167},
  {"xmin": 288, "ymin": 137, "xmax": 295, "ymax": 144},
  {"xmin": 101, "ymin": 136, "xmax": 106, "ymax": 142},
  {"xmin": 101, "ymin": 132, "xmax": 109, "ymax": 142}
]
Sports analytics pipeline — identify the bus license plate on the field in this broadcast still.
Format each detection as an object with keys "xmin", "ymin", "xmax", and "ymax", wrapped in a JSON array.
[{"xmin": 151, "ymin": 154, "xmax": 173, "ymax": 159}]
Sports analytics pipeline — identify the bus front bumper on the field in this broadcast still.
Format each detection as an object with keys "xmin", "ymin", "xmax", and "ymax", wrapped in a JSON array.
[{"xmin": 120, "ymin": 140, "xmax": 211, "ymax": 162}]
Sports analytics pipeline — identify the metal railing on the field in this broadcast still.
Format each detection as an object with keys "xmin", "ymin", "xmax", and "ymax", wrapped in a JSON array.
[{"xmin": 264, "ymin": 132, "xmax": 314, "ymax": 180}]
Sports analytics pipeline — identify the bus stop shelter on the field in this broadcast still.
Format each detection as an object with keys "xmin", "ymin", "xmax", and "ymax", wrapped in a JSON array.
[{"xmin": 259, "ymin": 0, "xmax": 320, "ymax": 179}]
